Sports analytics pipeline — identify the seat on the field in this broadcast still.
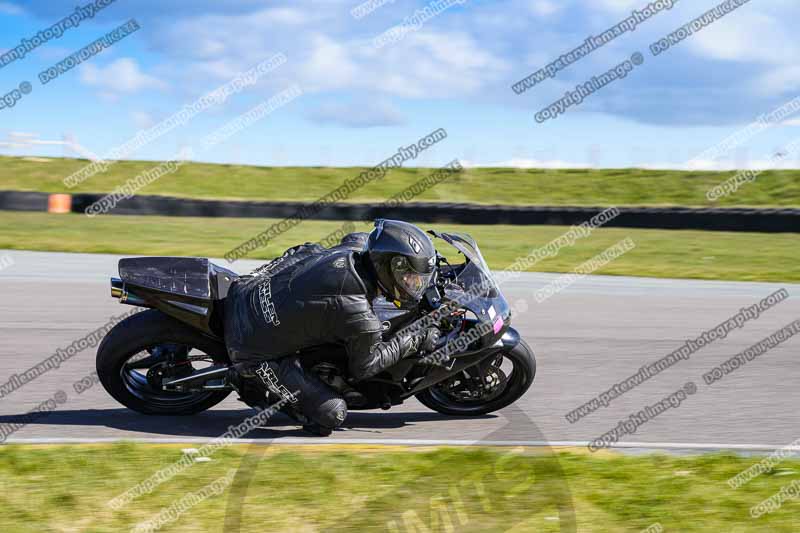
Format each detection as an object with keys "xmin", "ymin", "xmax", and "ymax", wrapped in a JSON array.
[{"xmin": 119, "ymin": 257, "xmax": 238, "ymax": 300}]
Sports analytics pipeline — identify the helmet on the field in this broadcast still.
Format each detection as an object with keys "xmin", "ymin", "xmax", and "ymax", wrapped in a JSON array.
[{"xmin": 366, "ymin": 219, "xmax": 436, "ymax": 304}]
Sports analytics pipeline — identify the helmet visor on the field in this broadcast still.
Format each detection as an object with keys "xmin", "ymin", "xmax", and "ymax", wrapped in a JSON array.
[{"xmin": 390, "ymin": 256, "xmax": 433, "ymax": 301}]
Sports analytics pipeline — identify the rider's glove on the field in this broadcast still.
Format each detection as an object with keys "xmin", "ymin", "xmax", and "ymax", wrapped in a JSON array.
[{"xmin": 408, "ymin": 327, "xmax": 441, "ymax": 354}]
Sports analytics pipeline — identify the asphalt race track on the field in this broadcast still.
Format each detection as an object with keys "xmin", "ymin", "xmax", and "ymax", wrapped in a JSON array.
[{"xmin": 1, "ymin": 250, "xmax": 799, "ymax": 451}]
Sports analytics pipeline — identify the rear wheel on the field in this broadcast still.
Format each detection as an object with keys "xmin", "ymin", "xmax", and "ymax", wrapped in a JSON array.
[
  {"xmin": 96, "ymin": 309, "xmax": 231, "ymax": 415},
  {"xmin": 415, "ymin": 339, "xmax": 536, "ymax": 416}
]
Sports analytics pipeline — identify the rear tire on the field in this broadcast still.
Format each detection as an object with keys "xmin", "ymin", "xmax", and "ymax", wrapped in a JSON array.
[
  {"xmin": 96, "ymin": 309, "xmax": 231, "ymax": 415},
  {"xmin": 415, "ymin": 339, "xmax": 536, "ymax": 416}
]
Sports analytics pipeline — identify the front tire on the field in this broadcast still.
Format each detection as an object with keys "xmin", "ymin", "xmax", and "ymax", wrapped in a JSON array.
[
  {"xmin": 415, "ymin": 339, "xmax": 536, "ymax": 416},
  {"xmin": 96, "ymin": 309, "xmax": 231, "ymax": 415}
]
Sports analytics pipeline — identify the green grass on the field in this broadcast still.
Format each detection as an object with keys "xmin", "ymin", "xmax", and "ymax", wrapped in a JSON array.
[
  {"xmin": 2, "ymin": 155, "xmax": 799, "ymax": 207},
  {"xmin": 1, "ymin": 211, "xmax": 798, "ymax": 283},
  {"xmin": 1, "ymin": 443, "xmax": 799, "ymax": 531}
]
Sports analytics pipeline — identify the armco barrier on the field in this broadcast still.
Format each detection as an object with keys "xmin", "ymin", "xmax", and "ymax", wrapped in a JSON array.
[
  {"xmin": 0, "ymin": 191, "xmax": 49, "ymax": 212},
  {"xmin": 1, "ymin": 191, "xmax": 799, "ymax": 232}
]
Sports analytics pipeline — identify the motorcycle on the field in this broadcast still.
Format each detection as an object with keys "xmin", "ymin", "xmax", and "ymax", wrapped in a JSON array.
[{"xmin": 95, "ymin": 229, "xmax": 536, "ymax": 423}]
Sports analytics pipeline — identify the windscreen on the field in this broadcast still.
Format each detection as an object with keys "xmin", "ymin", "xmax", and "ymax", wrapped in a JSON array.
[{"xmin": 431, "ymin": 231, "xmax": 510, "ymax": 337}]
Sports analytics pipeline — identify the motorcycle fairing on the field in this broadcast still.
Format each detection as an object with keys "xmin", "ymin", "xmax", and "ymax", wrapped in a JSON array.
[{"xmin": 119, "ymin": 257, "xmax": 238, "ymax": 300}]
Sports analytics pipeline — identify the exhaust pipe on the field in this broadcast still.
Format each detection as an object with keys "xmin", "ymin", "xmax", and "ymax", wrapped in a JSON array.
[
  {"xmin": 110, "ymin": 277, "xmax": 146, "ymax": 306},
  {"xmin": 111, "ymin": 277, "xmax": 124, "ymax": 298}
]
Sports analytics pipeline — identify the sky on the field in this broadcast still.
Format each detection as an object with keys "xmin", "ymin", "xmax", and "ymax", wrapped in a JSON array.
[{"xmin": 0, "ymin": 0, "xmax": 799, "ymax": 169}]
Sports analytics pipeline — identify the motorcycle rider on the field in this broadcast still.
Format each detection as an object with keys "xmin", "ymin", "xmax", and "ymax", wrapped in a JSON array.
[{"xmin": 224, "ymin": 219, "xmax": 442, "ymax": 435}]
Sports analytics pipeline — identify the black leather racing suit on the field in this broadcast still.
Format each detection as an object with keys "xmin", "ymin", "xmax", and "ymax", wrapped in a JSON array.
[{"xmin": 224, "ymin": 236, "xmax": 422, "ymax": 430}]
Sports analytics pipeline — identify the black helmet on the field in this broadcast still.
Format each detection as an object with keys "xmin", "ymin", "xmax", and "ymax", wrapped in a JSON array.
[{"xmin": 366, "ymin": 219, "xmax": 436, "ymax": 304}]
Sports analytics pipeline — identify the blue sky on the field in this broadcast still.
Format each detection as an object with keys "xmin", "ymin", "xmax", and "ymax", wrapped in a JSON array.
[{"xmin": 0, "ymin": 0, "xmax": 798, "ymax": 169}]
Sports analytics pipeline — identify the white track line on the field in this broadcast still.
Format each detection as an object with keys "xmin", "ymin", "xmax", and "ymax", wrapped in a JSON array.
[{"xmin": 3, "ymin": 437, "xmax": 798, "ymax": 452}]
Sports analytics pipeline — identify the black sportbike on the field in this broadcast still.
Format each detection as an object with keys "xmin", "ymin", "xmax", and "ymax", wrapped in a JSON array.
[{"xmin": 96, "ymin": 230, "xmax": 536, "ymax": 423}]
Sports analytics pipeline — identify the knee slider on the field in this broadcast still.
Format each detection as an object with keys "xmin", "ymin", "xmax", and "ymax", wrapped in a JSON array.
[{"xmin": 315, "ymin": 398, "xmax": 347, "ymax": 428}]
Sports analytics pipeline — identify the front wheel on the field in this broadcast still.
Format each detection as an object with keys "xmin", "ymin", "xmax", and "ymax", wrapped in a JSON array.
[
  {"xmin": 415, "ymin": 339, "xmax": 536, "ymax": 416},
  {"xmin": 96, "ymin": 309, "xmax": 231, "ymax": 415}
]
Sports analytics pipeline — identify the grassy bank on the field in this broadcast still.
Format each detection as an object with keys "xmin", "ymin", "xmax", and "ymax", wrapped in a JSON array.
[
  {"xmin": 1, "ymin": 212, "xmax": 798, "ymax": 282},
  {"xmin": 1, "ymin": 443, "xmax": 798, "ymax": 531},
  {"xmin": 2, "ymin": 211, "xmax": 799, "ymax": 283},
  {"xmin": 2, "ymin": 155, "xmax": 799, "ymax": 207}
]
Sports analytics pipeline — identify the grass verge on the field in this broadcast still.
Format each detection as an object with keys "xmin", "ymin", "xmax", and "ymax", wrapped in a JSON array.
[
  {"xmin": 2, "ymin": 155, "xmax": 799, "ymax": 207},
  {"xmin": 1, "ymin": 443, "xmax": 798, "ymax": 532},
  {"xmin": 1, "ymin": 211, "xmax": 798, "ymax": 283}
]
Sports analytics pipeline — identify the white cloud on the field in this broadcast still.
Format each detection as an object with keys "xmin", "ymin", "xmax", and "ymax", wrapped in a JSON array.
[
  {"xmin": 151, "ymin": 7, "xmax": 509, "ymax": 100},
  {"xmin": 80, "ymin": 58, "xmax": 168, "ymax": 99},
  {"xmin": 683, "ymin": 10, "xmax": 800, "ymax": 98},
  {"xmin": 256, "ymin": 7, "xmax": 310, "ymax": 25},
  {"xmin": 529, "ymin": 0, "xmax": 561, "ymax": 17},
  {"xmin": 300, "ymin": 34, "xmax": 359, "ymax": 90},
  {"xmin": 351, "ymin": 30, "xmax": 509, "ymax": 97},
  {"xmin": 0, "ymin": 2, "xmax": 24, "ymax": 15},
  {"xmin": 689, "ymin": 13, "xmax": 793, "ymax": 65}
]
